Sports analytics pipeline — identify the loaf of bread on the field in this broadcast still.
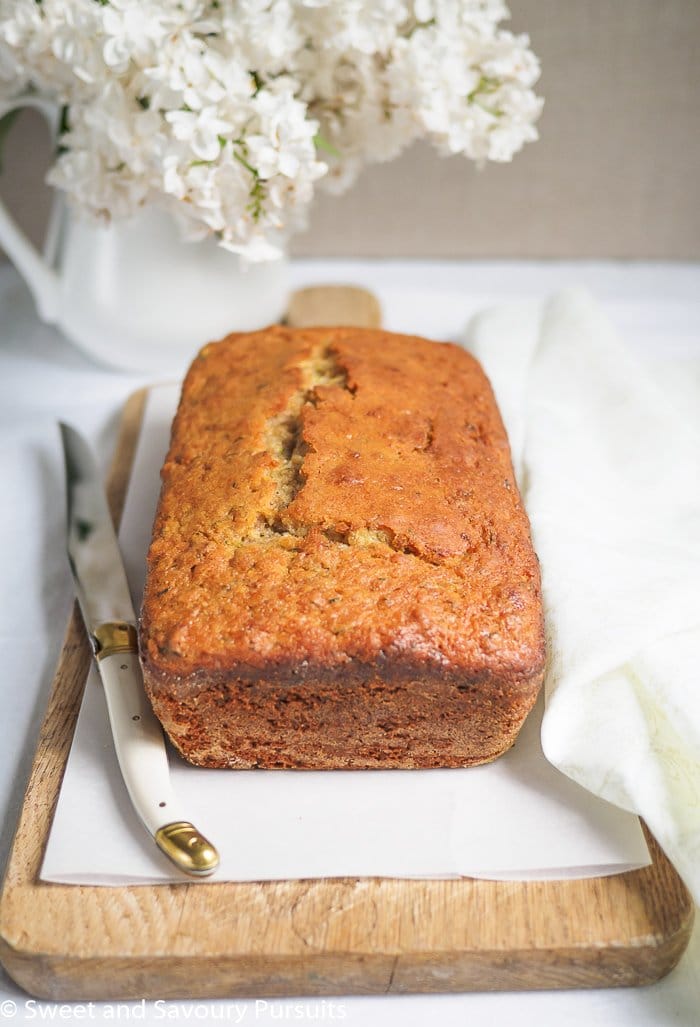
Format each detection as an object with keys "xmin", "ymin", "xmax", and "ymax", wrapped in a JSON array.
[{"xmin": 139, "ymin": 325, "xmax": 545, "ymax": 769}]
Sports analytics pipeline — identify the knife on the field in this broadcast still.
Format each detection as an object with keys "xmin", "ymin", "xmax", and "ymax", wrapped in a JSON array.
[{"xmin": 59, "ymin": 422, "xmax": 219, "ymax": 877}]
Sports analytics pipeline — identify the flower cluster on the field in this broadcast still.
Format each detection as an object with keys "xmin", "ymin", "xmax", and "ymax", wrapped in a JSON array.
[{"xmin": 0, "ymin": 0, "xmax": 542, "ymax": 258}]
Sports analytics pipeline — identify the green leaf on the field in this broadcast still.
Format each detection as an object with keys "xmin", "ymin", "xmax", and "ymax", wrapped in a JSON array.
[
  {"xmin": 0, "ymin": 109, "xmax": 20, "ymax": 175},
  {"xmin": 313, "ymin": 133, "xmax": 340, "ymax": 158}
]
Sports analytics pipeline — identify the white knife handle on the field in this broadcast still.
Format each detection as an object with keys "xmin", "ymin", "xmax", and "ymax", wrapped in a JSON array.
[
  {"xmin": 94, "ymin": 626, "xmax": 219, "ymax": 876},
  {"xmin": 98, "ymin": 650, "xmax": 185, "ymax": 834}
]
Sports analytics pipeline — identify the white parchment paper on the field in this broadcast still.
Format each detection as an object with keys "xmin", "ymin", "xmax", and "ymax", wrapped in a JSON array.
[{"xmin": 41, "ymin": 382, "xmax": 650, "ymax": 885}]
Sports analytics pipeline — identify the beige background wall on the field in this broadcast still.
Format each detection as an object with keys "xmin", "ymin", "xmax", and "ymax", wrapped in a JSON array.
[{"xmin": 1, "ymin": 0, "xmax": 699, "ymax": 261}]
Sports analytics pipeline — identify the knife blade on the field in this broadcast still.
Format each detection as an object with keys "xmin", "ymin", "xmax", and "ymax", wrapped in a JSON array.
[{"xmin": 59, "ymin": 422, "xmax": 219, "ymax": 877}]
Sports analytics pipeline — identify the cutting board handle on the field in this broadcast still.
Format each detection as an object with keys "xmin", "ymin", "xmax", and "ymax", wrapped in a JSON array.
[{"xmin": 286, "ymin": 285, "xmax": 382, "ymax": 329}]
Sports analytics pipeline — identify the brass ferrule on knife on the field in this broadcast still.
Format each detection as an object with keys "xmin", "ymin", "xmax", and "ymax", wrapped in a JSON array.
[{"xmin": 93, "ymin": 621, "xmax": 138, "ymax": 660}]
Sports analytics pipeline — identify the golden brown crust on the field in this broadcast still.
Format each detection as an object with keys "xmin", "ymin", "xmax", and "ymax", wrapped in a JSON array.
[{"xmin": 140, "ymin": 326, "xmax": 546, "ymax": 768}]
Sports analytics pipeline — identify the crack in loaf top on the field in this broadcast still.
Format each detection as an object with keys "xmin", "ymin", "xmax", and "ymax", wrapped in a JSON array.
[{"xmin": 141, "ymin": 326, "xmax": 544, "ymax": 679}]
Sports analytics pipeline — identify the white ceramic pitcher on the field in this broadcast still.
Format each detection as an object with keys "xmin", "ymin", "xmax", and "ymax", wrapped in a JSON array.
[{"xmin": 0, "ymin": 97, "xmax": 289, "ymax": 374}]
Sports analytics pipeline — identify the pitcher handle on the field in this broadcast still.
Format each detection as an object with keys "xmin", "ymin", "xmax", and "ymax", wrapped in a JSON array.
[{"xmin": 0, "ymin": 96, "xmax": 61, "ymax": 321}]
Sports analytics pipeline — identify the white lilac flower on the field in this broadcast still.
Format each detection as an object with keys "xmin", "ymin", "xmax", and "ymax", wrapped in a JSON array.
[
  {"xmin": 166, "ymin": 107, "xmax": 234, "ymax": 162},
  {"xmin": 0, "ymin": 0, "xmax": 542, "ymax": 259}
]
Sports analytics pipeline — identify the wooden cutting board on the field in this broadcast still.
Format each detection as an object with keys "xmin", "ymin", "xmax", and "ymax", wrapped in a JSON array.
[{"xmin": 0, "ymin": 286, "xmax": 693, "ymax": 1001}]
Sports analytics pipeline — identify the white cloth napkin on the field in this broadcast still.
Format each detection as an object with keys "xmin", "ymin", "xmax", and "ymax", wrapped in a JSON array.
[{"xmin": 465, "ymin": 288, "xmax": 700, "ymax": 904}]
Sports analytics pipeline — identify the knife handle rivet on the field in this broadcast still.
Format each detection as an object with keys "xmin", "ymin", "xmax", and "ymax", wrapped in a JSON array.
[{"xmin": 132, "ymin": 715, "xmax": 140, "ymax": 721}]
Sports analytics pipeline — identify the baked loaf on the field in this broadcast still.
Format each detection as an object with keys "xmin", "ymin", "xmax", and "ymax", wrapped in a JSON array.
[{"xmin": 140, "ymin": 326, "xmax": 545, "ymax": 769}]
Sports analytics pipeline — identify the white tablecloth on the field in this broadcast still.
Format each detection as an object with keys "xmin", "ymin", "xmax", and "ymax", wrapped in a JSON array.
[{"xmin": 1, "ymin": 259, "xmax": 698, "ymax": 1025}]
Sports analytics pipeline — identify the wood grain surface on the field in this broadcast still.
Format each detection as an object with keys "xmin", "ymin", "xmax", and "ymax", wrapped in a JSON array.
[{"xmin": 0, "ymin": 286, "xmax": 694, "ymax": 1001}]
